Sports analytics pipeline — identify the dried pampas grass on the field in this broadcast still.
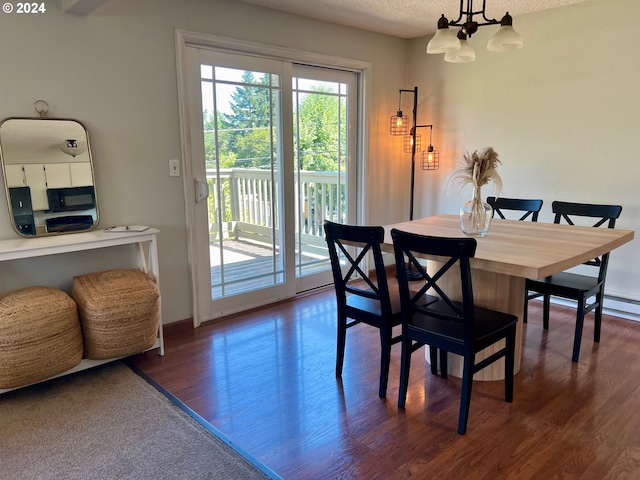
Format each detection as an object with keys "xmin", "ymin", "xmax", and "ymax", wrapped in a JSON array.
[{"xmin": 446, "ymin": 147, "xmax": 503, "ymax": 195}]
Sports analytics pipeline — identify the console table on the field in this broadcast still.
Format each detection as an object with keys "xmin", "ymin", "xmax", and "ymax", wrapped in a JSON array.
[{"xmin": 0, "ymin": 228, "xmax": 164, "ymax": 392}]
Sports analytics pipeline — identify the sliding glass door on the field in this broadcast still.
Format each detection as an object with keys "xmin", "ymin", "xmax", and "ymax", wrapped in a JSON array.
[{"xmin": 183, "ymin": 46, "xmax": 358, "ymax": 324}]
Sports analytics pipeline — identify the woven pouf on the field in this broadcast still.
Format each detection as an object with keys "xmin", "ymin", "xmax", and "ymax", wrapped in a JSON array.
[
  {"xmin": 0, "ymin": 286, "xmax": 83, "ymax": 389},
  {"xmin": 71, "ymin": 269, "xmax": 160, "ymax": 360}
]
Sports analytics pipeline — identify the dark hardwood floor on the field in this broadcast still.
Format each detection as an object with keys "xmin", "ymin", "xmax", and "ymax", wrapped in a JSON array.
[{"xmin": 131, "ymin": 288, "xmax": 640, "ymax": 479}]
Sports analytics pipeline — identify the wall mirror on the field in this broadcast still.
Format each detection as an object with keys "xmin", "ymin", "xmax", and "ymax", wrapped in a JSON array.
[{"xmin": 0, "ymin": 117, "xmax": 99, "ymax": 237}]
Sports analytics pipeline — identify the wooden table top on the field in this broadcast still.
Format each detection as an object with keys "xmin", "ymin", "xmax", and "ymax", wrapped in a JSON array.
[{"xmin": 383, "ymin": 214, "xmax": 635, "ymax": 280}]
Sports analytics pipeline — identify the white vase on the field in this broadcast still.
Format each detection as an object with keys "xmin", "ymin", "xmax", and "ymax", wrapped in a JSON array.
[{"xmin": 460, "ymin": 186, "xmax": 492, "ymax": 237}]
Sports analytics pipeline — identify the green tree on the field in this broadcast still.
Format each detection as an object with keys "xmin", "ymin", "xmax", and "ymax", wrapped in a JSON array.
[
  {"xmin": 295, "ymin": 88, "xmax": 345, "ymax": 172},
  {"xmin": 204, "ymin": 109, "xmax": 237, "ymax": 169},
  {"xmin": 206, "ymin": 74, "xmax": 347, "ymax": 227},
  {"xmin": 218, "ymin": 72, "xmax": 273, "ymax": 168}
]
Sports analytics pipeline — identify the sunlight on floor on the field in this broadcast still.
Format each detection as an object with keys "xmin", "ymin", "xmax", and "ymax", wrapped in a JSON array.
[{"xmin": 209, "ymin": 244, "xmax": 254, "ymax": 267}]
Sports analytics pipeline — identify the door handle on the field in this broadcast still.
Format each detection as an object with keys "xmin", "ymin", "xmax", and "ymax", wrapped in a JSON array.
[{"xmin": 194, "ymin": 178, "xmax": 209, "ymax": 203}]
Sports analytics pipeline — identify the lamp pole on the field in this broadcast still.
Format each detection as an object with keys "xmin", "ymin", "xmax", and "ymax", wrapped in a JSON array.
[
  {"xmin": 409, "ymin": 86, "xmax": 418, "ymax": 221},
  {"xmin": 392, "ymin": 86, "xmax": 437, "ymax": 219},
  {"xmin": 403, "ymin": 87, "xmax": 422, "ymax": 281},
  {"xmin": 398, "ymin": 86, "xmax": 419, "ymax": 221}
]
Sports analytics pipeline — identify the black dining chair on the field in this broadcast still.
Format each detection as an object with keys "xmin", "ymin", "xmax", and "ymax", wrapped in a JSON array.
[
  {"xmin": 486, "ymin": 196, "xmax": 543, "ymax": 222},
  {"xmin": 323, "ymin": 221, "xmax": 403, "ymax": 398},
  {"xmin": 391, "ymin": 228, "xmax": 517, "ymax": 435},
  {"xmin": 524, "ymin": 201, "xmax": 622, "ymax": 362}
]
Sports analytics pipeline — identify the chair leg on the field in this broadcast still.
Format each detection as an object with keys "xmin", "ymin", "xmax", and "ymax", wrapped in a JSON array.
[
  {"xmin": 594, "ymin": 289, "xmax": 604, "ymax": 343},
  {"xmin": 572, "ymin": 295, "xmax": 586, "ymax": 363},
  {"xmin": 336, "ymin": 316, "xmax": 347, "ymax": 378},
  {"xmin": 429, "ymin": 346, "xmax": 438, "ymax": 375},
  {"xmin": 440, "ymin": 349, "xmax": 448, "ymax": 379},
  {"xmin": 458, "ymin": 354, "xmax": 474, "ymax": 435},
  {"xmin": 505, "ymin": 328, "xmax": 515, "ymax": 403},
  {"xmin": 378, "ymin": 328, "xmax": 392, "ymax": 398},
  {"xmin": 543, "ymin": 294, "xmax": 551, "ymax": 330},
  {"xmin": 398, "ymin": 336, "xmax": 412, "ymax": 409}
]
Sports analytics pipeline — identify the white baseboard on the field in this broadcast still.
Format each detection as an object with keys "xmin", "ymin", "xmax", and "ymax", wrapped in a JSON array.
[{"xmin": 603, "ymin": 295, "xmax": 640, "ymax": 322}]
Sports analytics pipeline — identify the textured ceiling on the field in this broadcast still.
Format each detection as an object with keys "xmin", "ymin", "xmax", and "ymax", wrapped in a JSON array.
[{"xmin": 234, "ymin": 0, "xmax": 590, "ymax": 39}]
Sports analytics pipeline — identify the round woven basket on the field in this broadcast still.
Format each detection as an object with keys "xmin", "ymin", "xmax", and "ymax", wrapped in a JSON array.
[
  {"xmin": 71, "ymin": 269, "xmax": 160, "ymax": 360},
  {"xmin": 0, "ymin": 286, "xmax": 83, "ymax": 389}
]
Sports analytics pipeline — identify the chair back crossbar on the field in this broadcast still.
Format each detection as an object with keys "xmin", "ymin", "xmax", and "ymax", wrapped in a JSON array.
[
  {"xmin": 486, "ymin": 196, "xmax": 543, "ymax": 222},
  {"xmin": 553, "ymin": 201, "xmax": 621, "ymax": 269},
  {"xmin": 397, "ymin": 235, "xmax": 476, "ymax": 342}
]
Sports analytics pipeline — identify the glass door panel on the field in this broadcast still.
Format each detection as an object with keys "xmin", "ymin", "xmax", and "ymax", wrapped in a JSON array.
[
  {"xmin": 201, "ymin": 65, "xmax": 284, "ymax": 298},
  {"xmin": 292, "ymin": 66, "xmax": 356, "ymax": 291}
]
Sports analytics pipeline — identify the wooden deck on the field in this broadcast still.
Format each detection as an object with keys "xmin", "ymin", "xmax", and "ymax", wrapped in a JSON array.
[{"xmin": 210, "ymin": 239, "xmax": 330, "ymax": 297}]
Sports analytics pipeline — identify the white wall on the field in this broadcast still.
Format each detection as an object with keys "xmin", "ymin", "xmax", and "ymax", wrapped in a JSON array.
[
  {"xmin": 407, "ymin": 0, "xmax": 639, "ymax": 302},
  {"xmin": 0, "ymin": 0, "xmax": 408, "ymax": 323}
]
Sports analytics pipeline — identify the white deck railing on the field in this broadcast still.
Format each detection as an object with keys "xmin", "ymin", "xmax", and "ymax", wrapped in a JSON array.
[{"xmin": 208, "ymin": 168, "xmax": 345, "ymax": 243}]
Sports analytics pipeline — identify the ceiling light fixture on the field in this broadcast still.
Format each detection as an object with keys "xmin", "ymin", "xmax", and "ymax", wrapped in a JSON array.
[
  {"xmin": 61, "ymin": 139, "xmax": 83, "ymax": 158},
  {"xmin": 427, "ymin": 0, "xmax": 523, "ymax": 63}
]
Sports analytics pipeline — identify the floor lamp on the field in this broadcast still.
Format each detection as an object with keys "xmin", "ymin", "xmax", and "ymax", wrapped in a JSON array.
[
  {"xmin": 391, "ymin": 86, "xmax": 439, "ymax": 279},
  {"xmin": 390, "ymin": 86, "xmax": 439, "ymax": 221}
]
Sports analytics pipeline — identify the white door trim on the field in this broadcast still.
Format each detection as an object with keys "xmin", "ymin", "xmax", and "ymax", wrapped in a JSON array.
[{"xmin": 174, "ymin": 29, "xmax": 371, "ymax": 327}]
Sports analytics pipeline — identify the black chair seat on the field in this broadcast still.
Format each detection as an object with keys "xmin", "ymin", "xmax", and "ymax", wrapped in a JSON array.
[
  {"xmin": 346, "ymin": 289, "xmax": 438, "ymax": 321},
  {"xmin": 527, "ymin": 272, "xmax": 601, "ymax": 298},
  {"xmin": 345, "ymin": 290, "xmax": 402, "ymax": 319},
  {"xmin": 411, "ymin": 302, "xmax": 516, "ymax": 348}
]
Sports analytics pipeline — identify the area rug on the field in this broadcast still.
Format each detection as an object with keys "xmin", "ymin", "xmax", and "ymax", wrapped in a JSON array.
[{"xmin": 0, "ymin": 361, "xmax": 279, "ymax": 480}]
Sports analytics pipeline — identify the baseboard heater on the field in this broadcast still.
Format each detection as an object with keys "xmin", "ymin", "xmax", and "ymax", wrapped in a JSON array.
[{"xmin": 541, "ymin": 294, "xmax": 640, "ymax": 323}]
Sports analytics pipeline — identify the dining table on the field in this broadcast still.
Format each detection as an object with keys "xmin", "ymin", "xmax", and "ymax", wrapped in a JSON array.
[{"xmin": 382, "ymin": 214, "xmax": 635, "ymax": 381}]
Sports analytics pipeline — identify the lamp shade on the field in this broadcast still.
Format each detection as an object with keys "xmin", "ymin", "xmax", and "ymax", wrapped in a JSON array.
[
  {"xmin": 421, "ymin": 148, "xmax": 439, "ymax": 170},
  {"xmin": 426, "ymin": 27, "xmax": 461, "ymax": 54},
  {"xmin": 403, "ymin": 134, "xmax": 421, "ymax": 153},
  {"xmin": 487, "ymin": 25, "xmax": 523, "ymax": 51},
  {"xmin": 487, "ymin": 13, "xmax": 523, "ymax": 52},
  {"xmin": 390, "ymin": 113, "xmax": 409, "ymax": 135},
  {"xmin": 444, "ymin": 40, "xmax": 476, "ymax": 63}
]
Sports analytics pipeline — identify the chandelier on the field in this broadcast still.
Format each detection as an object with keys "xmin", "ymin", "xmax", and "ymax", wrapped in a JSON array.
[{"xmin": 426, "ymin": 0, "xmax": 523, "ymax": 64}]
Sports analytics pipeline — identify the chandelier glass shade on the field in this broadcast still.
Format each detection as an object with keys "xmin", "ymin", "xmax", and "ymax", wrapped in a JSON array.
[
  {"xmin": 444, "ymin": 31, "xmax": 476, "ymax": 63},
  {"xmin": 487, "ymin": 17, "xmax": 524, "ymax": 51},
  {"xmin": 426, "ymin": 15, "xmax": 461, "ymax": 54}
]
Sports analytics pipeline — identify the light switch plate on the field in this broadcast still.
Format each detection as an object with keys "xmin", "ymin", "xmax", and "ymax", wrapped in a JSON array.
[{"xmin": 169, "ymin": 159, "xmax": 180, "ymax": 177}]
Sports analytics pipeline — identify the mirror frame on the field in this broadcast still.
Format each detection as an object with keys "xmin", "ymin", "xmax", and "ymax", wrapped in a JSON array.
[{"xmin": 0, "ymin": 117, "xmax": 99, "ymax": 237}]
